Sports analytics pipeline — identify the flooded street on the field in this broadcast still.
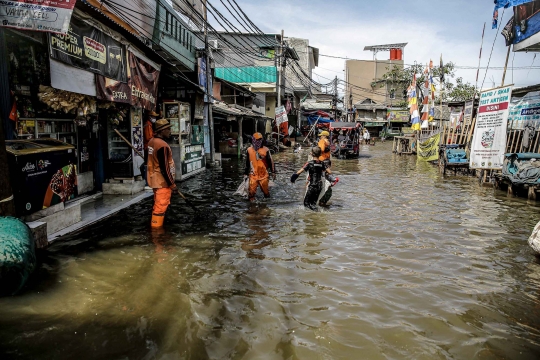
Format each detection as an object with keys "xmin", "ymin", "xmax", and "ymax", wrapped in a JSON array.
[{"xmin": 2, "ymin": 143, "xmax": 540, "ymax": 359}]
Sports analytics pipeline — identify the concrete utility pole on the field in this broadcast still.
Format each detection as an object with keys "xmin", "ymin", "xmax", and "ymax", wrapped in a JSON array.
[
  {"xmin": 333, "ymin": 76, "xmax": 338, "ymax": 120},
  {"xmin": 203, "ymin": 0, "xmax": 215, "ymax": 163},
  {"xmin": 277, "ymin": 29, "xmax": 284, "ymax": 108},
  {"xmin": 0, "ymin": 28, "xmax": 15, "ymax": 216}
]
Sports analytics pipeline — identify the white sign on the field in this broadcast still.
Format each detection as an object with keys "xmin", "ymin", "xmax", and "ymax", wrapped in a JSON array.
[
  {"xmin": 275, "ymin": 105, "xmax": 288, "ymax": 126},
  {"xmin": 0, "ymin": 0, "xmax": 76, "ymax": 34},
  {"xmin": 508, "ymin": 91, "xmax": 540, "ymax": 130},
  {"xmin": 463, "ymin": 100, "xmax": 474, "ymax": 125},
  {"xmin": 470, "ymin": 85, "xmax": 513, "ymax": 170}
]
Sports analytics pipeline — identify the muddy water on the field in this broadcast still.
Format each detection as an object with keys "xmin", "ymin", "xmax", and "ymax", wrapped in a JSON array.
[{"xmin": 2, "ymin": 143, "xmax": 540, "ymax": 359}]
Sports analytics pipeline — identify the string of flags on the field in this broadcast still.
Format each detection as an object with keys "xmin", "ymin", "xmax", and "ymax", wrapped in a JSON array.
[{"xmin": 408, "ymin": 59, "xmax": 438, "ymax": 130}]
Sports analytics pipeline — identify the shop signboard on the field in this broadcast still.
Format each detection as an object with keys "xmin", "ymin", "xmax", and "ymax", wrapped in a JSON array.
[
  {"xmin": 0, "ymin": 0, "xmax": 76, "ymax": 34},
  {"xmin": 49, "ymin": 16, "xmax": 126, "ymax": 81},
  {"xmin": 128, "ymin": 51, "xmax": 160, "ymax": 111},
  {"xmin": 181, "ymin": 144, "xmax": 205, "ymax": 176},
  {"xmin": 508, "ymin": 91, "xmax": 540, "ymax": 129},
  {"xmin": 470, "ymin": 85, "xmax": 513, "ymax": 170},
  {"xmin": 387, "ymin": 110, "xmax": 409, "ymax": 122},
  {"xmin": 95, "ymin": 75, "xmax": 131, "ymax": 104}
]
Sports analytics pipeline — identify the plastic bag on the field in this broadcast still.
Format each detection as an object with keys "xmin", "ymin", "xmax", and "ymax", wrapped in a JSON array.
[{"xmin": 234, "ymin": 178, "xmax": 249, "ymax": 198}]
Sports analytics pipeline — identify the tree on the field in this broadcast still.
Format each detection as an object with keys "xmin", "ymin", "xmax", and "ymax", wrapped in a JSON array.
[{"xmin": 380, "ymin": 62, "xmax": 477, "ymax": 104}]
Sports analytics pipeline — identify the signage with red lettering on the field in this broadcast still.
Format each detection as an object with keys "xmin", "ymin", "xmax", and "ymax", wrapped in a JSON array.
[{"xmin": 470, "ymin": 85, "xmax": 513, "ymax": 170}]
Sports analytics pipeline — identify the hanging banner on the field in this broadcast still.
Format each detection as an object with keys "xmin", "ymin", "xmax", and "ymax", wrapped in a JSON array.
[
  {"xmin": 128, "ymin": 51, "xmax": 160, "ymax": 111},
  {"xmin": 470, "ymin": 85, "xmax": 513, "ymax": 170},
  {"xmin": 508, "ymin": 91, "xmax": 540, "ymax": 130},
  {"xmin": 49, "ymin": 16, "xmax": 126, "ymax": 81},
  {"xmin": 275, "ymin": 105, "xmax": 288, "ymax": 126},
  {"xmin": 0, "ymin": 0, "xmax": 76, "ymax": 34},
  {"xmin": 95, "ymin": 75, "xmax": 131, "ymax": 104},
  {"xmin": 463, "ymin": 100, "xmax": 474, "ymax": 125},
  {"xmin": 417, "ymin": 133, "xmax": 440, "ymax": 162}
]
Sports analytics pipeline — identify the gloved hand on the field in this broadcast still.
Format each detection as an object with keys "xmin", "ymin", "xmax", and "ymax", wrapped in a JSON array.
[
  {"xmin": 290, "ymin": 173, "xmax": 299, "ymax": 183},
  {"xmin": 331, "ymin": 176, "xmax": 339, "ymax": 187}
]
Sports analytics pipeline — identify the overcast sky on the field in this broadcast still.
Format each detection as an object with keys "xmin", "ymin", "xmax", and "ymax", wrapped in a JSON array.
[{"xmin": 210, "ymin": 0, "xmax": 539, "ymax": 91}]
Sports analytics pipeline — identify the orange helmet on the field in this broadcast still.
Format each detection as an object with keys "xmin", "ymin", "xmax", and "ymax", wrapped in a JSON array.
[{"xmin": 253, "ymin": 132, "xmax": 263, "ymax": 140}]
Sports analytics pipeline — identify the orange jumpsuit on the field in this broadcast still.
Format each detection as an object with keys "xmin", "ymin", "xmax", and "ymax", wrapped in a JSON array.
[
  {"xmin": 245, "ymin": 146, "xmax": 275, "ymax": 200},
  {"xmin": 147, "ymin": 137, "xmax": 176, "ymax": 223},
  {"xmin": 318, "ymin": 137, "xmax": 331, "ymax": 164}
]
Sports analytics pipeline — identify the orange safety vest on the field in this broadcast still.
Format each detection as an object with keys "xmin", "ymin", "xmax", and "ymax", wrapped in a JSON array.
[
  {"xmin": 147, "ymin": 137, "xmax": 175, "ymax": 188},
  {"xmin": 247, "ymin": 146, "xmax": 270, "ymax": 180},
  {"xmin": 143, "ymin": 121, "xmax": 154, "ymax": 150},
  {"xmin": 318, "ymin": 138, "xmax": 331, "ymax": 161}
]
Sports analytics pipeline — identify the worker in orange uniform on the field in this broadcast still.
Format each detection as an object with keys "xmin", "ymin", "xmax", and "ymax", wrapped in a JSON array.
[
  {"xmin": 147, "ymin": 119, "xmax": 177, "ymax": 228},
  {"xmin": 318, "ymin": 130, "xmax": 331, "ymax": 168},
  {"xmin": 142, "ymin": 110, "xmax": 158, "ymax": 188},
  {"xmin": 244, "ymin": 132, "xmax": 276, "ymax": 201}
]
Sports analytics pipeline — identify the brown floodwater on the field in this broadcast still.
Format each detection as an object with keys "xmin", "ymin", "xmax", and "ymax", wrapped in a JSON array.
[{"xmin": 2, "ymin": 143, "xmax": 540, "ymax": 359}]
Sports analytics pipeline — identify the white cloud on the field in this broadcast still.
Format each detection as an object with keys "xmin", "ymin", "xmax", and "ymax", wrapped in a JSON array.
[{"xmin": 212, "ymin": 0, "xmax": 540, "ymax": 92}]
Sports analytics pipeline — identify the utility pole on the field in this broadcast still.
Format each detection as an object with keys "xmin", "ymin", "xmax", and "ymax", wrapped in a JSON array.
[
  {"xmin": 203, "ymin": 0, "xmax": 215, "ymax": 164},
  {"xmin": 277, "ymin": 29, "xmax": 284, "ymax": 108},
  {"xmin": 333, "ymin": 76, "xmax": 338, "ymax": 120},
  {"xmin": 0, "ymin": 27, "xmax": 15, "ymax": 216}
]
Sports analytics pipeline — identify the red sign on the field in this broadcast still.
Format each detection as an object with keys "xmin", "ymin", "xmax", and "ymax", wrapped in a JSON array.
[
  {"xmin": 14, "ymin": 0, "xmax": 76, "ymax": 9},
  {"xmin": 478, "ymin": 102, "xmax": 509, "ymax": 114}
]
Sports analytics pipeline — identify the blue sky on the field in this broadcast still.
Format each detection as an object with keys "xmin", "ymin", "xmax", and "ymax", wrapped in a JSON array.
[{"xmin": 210, "ymin": 0, "xmax": 539, "ymax": 90}]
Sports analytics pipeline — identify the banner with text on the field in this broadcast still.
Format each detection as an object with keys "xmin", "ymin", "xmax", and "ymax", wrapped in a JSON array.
[
  {"xmin": 470, "ymin": 85, "xmax": 513, "ymax": 170},
  {"xmin": 508, "ymin": 91, "xmax": 540, "ymax": 129},
  {"xmin": 275, "ymin": 105, "xmax": 288, "ymax": 126},
  {"xmin": 128, "ymin": 51, "xmax": 160, "ymax": 111},
  {"xmin": 49, "ymin": 16, "xmax": 126, "ymax": 81},
  {"xmin": 95, "ymin": 74, "xmax": 131, "ymax": 104},
  {"xmin": 0, "ymin": 0, "xmax": 76, "ymax": 34}
]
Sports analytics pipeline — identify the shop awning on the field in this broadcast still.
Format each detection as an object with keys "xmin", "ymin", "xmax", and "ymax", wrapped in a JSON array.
[{"xmin": 212, "ymin": 102, "xmax": 272, "ymax": 121}]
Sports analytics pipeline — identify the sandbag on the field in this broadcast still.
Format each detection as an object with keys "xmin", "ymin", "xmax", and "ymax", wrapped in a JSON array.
[
  {"xmin": 528, "ymin": 220, "xmax": 540, "ymax": 255},
  {"xmin": 0, "ymin": 217, "xmax": 36, "ymax": 296},
  {"xmin": 234, "ymin": 178, "xmax": 249, "ymax": 198}
]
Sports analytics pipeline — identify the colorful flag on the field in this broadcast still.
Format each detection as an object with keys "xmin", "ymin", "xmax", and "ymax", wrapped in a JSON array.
[{"xmin": 409, "ymin": 75, "xmax": 421, "ymax": 131}]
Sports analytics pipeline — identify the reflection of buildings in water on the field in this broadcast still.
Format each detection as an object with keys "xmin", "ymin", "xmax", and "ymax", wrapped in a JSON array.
[{"xmin": 242, "ymin": 203, "xmax": 272, "ymax": 259}]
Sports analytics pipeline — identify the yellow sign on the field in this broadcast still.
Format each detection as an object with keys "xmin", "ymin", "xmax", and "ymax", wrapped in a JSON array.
[{"xmin": 417, "ymin": 133, "xmax": 440, "ymax": 162}]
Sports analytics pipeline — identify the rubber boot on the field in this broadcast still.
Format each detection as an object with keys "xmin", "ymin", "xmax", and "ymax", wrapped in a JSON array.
[{"xmin": 151, "ymin": 214, "xmax": 165, "ymax": 228}]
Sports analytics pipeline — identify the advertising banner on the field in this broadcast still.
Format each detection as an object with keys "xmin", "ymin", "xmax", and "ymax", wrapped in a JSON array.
[
  {"xmin": 508, "ymin": 91, "xmax": 540, "ymax": 129},
  {"xmin": 0, "ymin": 0, "xmax": 76, "ymax": 34},
  {"xmin": 470, "ymin": 85, "xmax": 513, "ymax": 170},
  {"xmin": 95, "ymin": 75, "xmax": 130, "ymax": 104},
  {"xmin": 128, "ymin": 51, "xmax": 160, "ymax": 111},
  {"xmin": 463, "ymin": 100, "xmax": 474, "ymax": 125},
  {"xmin": 275, "ymin": 105, "xmax": 288, "ymax": 126},
  {"xmin": 417, "ymin": 133, "xmax": 440, "ymax": 162},
  {"xmin": 50, "ymin": 16, "xmax": 126, "ymax": 81},
  {"xmin": 387, "ymin": 110, "xmax": 409, "ymax": 122}
]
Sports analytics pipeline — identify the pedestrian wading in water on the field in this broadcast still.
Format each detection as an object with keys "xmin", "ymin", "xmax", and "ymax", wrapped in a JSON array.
[
  {"xmin": 147, "ymin": 119, "xmax": 178, "ymax": 227},
  {"xmin": 290, "ymin": 146, "xmax": 339, "ymax": 211},
  {"xmin": 244, "ymin": 132, "xmax": 276, "ymax": 201}
]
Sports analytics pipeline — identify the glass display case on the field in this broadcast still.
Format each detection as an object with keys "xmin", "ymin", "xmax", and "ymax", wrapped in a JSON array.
[
  {"xmin": 164, "ymin": 101, "xmax": 191, "ymax": 145},
  {"xmin": 163, "ymin": 100, "xmax": 205, "ymax": 180}
]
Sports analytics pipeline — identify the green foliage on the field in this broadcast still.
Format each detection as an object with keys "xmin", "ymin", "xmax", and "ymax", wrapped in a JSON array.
[{"xmin": 381, "ymin": 62, "xmax": 477, "ymax": 103}]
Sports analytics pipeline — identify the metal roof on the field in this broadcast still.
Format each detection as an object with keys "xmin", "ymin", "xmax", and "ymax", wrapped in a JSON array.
[{"xmin": 364, "ymin": 43, "xmax": 408, "ymax": 51}]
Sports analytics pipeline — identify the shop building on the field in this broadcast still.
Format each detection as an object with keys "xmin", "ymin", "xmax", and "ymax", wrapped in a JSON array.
[{"xmin": 0, "ymin": 0, "xmax": 202, "ymax": 240}]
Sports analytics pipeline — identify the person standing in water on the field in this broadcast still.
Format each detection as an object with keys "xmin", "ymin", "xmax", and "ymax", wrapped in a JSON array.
[
  {"xmin": 318, "ymin": 130, "xmax": 332, "ymax": 168},
  {"xmin": 290, "ymin": 146, "xmax": 338, "ymax": 211},
  {"xmin": 244, "ymin": 132, "xmax": 276, "ymax": 201},
  {"xmin": 147, "ymin": 119, "xmax": 177, "ymax": 228}
]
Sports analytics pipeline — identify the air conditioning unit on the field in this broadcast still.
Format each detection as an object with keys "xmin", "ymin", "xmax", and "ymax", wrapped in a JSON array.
[{"xmin": 209, "ymin": 40, "xmax": 219, "ymax": 49}]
